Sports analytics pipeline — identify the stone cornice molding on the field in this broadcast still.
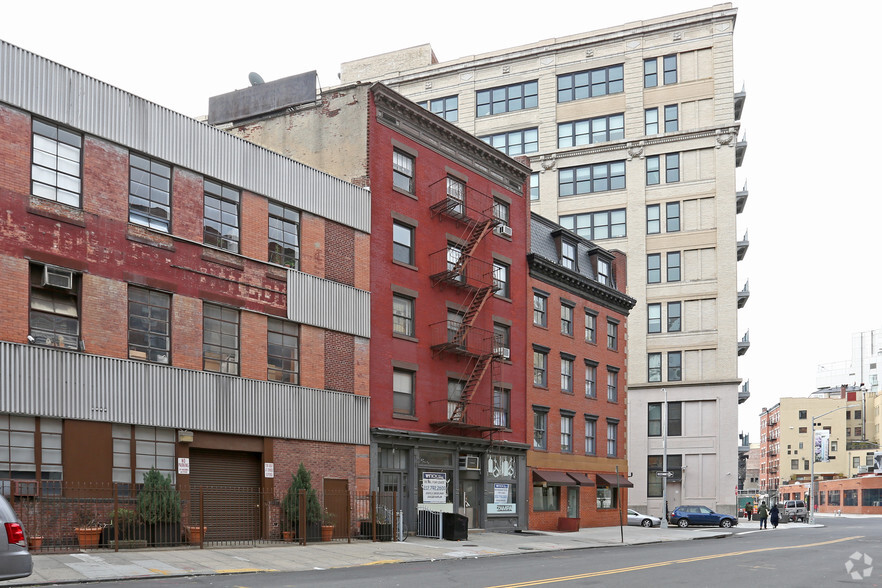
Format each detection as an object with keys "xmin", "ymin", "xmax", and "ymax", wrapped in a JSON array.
[{"xmin": 527, "ymin": 253, "xmax": 636, "ymax": 315}]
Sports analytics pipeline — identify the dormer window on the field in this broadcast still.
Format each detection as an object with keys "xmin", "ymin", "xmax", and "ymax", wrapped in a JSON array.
[
  {"xmin": 561, "ymin": 240, "xmax": 577, "ymax": 270},
  {"xmin": 597, "ymin": 259, "xmax": 611, "ymax": 286}
]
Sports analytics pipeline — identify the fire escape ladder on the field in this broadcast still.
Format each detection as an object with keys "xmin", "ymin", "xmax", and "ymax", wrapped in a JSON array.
[
  {"xmin": 449, "ymin": 353, "xmax": 494, "ymax": 423},
  {"xmin": 451, "ymin": 219, "xmax": 495, "ymax": 277},
  {"xmin": 452, "ymin": 286, "xmax": 495, "ymax": 343}
]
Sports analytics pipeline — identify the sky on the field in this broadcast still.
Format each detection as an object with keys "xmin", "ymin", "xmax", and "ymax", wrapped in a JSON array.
[{"xmin": 2, "ymin": 1, "xmax": 880, "ymax": 442}]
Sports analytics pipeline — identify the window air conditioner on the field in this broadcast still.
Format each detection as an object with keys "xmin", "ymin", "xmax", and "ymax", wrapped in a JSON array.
[
  {"xmin": 42, "ymin": 265, "xmax": 73, "ymax": 289},
  {"xmin": 494, "ymin": 347, "xmax": 511, "ymax": 360},
  {"xmin": 858, "ymin": 466, "xmax": 869, "ymax": 474},
  {"xmin": 459, "ymin": 455, "xmax": 480, "ymax": 470},
  {"xmin": 494, "ymin": 224, "xmax": 513, "ymax": 237}
]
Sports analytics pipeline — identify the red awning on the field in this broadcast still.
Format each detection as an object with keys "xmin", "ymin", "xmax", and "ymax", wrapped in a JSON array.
[
  {"xmin": 595, "ymin": 473, "xmax": 634, "ymax": 488},
  {"xmin": 532, "ymin": 470, "xmax": 576, "ymax": 486},
  {"xmin": 566, "ymin": 472, "xmax": 596, "ymax": 486}
]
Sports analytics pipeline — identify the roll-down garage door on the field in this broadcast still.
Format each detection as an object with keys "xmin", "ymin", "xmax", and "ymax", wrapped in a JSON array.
[{"xmin": 188, "ymin": 448, "xmax": 262, "ymax": 541}]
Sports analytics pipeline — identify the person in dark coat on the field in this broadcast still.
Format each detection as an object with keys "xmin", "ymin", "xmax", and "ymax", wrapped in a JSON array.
[
  {"xmin": 770, "ymin": 504, "xmax": 780, "ymax": 529},
  {"xmin": 757, "ymin": 501, "xmax": 769, "ymax": 529},
  {"xmin": 745, "ymin": 502, "xmax": 753, "ymax": 521}
]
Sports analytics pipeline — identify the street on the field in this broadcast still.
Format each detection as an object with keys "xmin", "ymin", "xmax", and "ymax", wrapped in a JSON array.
[{"xmin": 67, "ymin": 518, "xmax": 881, "ymax": 588}]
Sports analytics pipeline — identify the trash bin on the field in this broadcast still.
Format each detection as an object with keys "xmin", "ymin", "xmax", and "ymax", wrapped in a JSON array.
[
  {"xmin": 442, "ymin": 512, "xmax": 468, "ymax": 541},
  {"xmin": 780, "ymin": 512, "xmax": 790, "ymax": 524}
]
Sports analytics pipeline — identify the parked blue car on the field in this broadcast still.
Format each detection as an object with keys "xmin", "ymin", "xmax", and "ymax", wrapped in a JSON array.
[{"xmin": 669, "ymin": 505, "xmax": 737, "ymax": 528}]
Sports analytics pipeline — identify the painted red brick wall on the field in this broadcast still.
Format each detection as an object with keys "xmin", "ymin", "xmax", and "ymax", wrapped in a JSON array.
[
  {"xmin": 172, "ymin": 295, "xmax": 204, "ymax": 371},
  {"xmin": 325, "ymin": 331, "xmax": 355, "ymax": 393},
  {"xmin": 82, "ymin": 136, "xmax": 127, "ymax": 222},
  {"xmin": 240, "ymin": 191, "xmax": 268, "ymax": 262},
  {"xmin": 171, "ymin": 168, "xmax": 204, "ymax": 243},
  {"xmin": 241, "ymin": 311, "xmax": 268, "ymax": 380},
  {"xmin": 0, "ymin": 105, "xmax": 31, "ymax": 198},
  {"xmin": 299, "ymin": 325, "xmax": 326, "ymax": 390},
  {"xmin": 81, "ymin": 275, "xmax": 127, "ymax": 359}
]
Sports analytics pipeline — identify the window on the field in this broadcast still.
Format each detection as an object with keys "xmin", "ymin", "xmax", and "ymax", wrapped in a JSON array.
[
  {"xmin": 533, "ymin": 485, "xmax": 559, "ymax": 510},
  {"xmin": 561, "ymin": 304, "xmax": 574, "ymax": 335},
  {"xmin": 392, "ymin": 151, "xmax": 414, "ymax": 193},
  {"xmin": 648, "ymin": 353, "xmax": 662, "ymax": 382},
  {"xmin": 447, "ymin": 309, "xmax": 464, "ymax": 344},
  {"xmin": 799, "ymin": 410, "xmax": 807, "ymax": 419},
  {"xmin": 561, "ymin": 414, "xmax": 573, "ymax": 453},
  {"xmin": 648, "ymin": 454, "xmax": 682, "ymax": 497},
  {"xmin": 392, "ymin": 294, "xmax": 414, "ymax": 337},
  {"xmin": 0, "ymin": 416, "xmax": 63, "ymax": 491},
  {"xmin": 446, "ymin": 176, "xmax": 465, "ymax": 215},
  {"xmin": 648, "ymin": 403, "xmax": 662, "ymax": 436},
  {"xmin": 668, "ymin": 352, "xmax": 682, "ymax": 381},
  {"xmin": 111, "ymin": 425, "xmax": 175, "ymax": 485},
  {"xmin": 561, "ymin": 241, "xmax": 577, "ymax": 270},
  {"xmin": 268, "ymin": 202, "xmax": 300, "ymax": 269},
  {"xmin": 267, "ymin": 318, "xmax": 299, "ymax": 384},
  {"xmin": 203, "ymin": 180, "xmax": 240, "ymax": 252},
  {"xmin": 417, "ymin": 95, "xmax": 458, "ymax": 121},
  {"xmin": 667, "ymin": 302, "xmax": 682, "ymax": 332},
  {"xmin": 667, "ymin": 252, "xmax": 681, "ymax": 282},
  {"xmin": 855, "ymin": 410, "xmax": 862, "ymax": 419},
  {"xmin": 493, "ymin": 261, "xmax": 510, "ymax": 298},
  {"xmin": 585, "ymin": 311, "xmax": 597, "ymax": 343},
  {"xmin": 558, "ymin": 114, "xmax": 624, "ymax": 147},
  {"xmin": 31, "ymin": 119, "xmax": 82, "ymax": 207},
  {"xmin": 494, "ymin": 322, "xmax": 510, "ymax": 355},
  {"xmin": 129, "ymin": 154, "xmax": 171, "ymax": 231},
  {"xmin": 127, "ymin": 286, "xmax": 170, "ymax": 364},
  {"xmin": 668, "ymin": 401, "xmax": 682, "ymax": 436},
  {"xmin": 648, "ymin": 304, "xmax": 661, "ymax": 333},
  {"xmin": 646, "ymin": 156, "xmax": 660, "ymax": 186},
  {"xmin": 530, "ymin": 173, "xmax": 540, "ymax": 200},
  {"xmin": 476, "ymin": 80, "xmax": 538, "ymax": 116},
  {"xmin": 557, "ymin": 65, "xmax": 623, "ymax": 102},
  {"xmin": 493, "ymin": 387, "xmax": 510, "ymax": 428},
  {"xmin": 799, "ymin": 427, "xmax": 807, "ymax": 433},
  {"xmin": 644, "ymin": 58, "xmax": 658, "ymax": 88},
  {"xmin": 607, "ymin": 369, "xmax": 618, "ymax": 402},
  {"xmin": 203, "ymin": 303, "xmax": 239, "ymax": 375},
  {"xmin": 533, "ymin": 349, "xmax": 548, "ymax": 387},
  {"xmin": 447, "ymin": 242, "xmax": 464, "ymax": 281},
  {"xmin": 559, "ymin": 209, "xmax": 626, "ymax": 240},
  {"xmin": 607, "ymin": 321, "xmax": 618, "ymax": 351},
  {"xmin": 585, "ymin": 362, "xmax": 597, "ymax": 398},
  {"xmin": 854, "ymin": 456, "xmax": 861, "ymax": 469},
  {"xmin": 664, "ymin": 105, "xmax": 679, "ymax": 133},
  {"xmin": 493, "ymin": 198, "xmax": 510, "ymax": 227},
  {"xmin": 392, "ymin": 221, "xmax": 415, "ymax": 265},
  {"xmin": 585, "ymin": 417, "xmax": 597, "ymax": 454},
  {"xmin": 561, "ymin": 355, "xmax": 574, "ymax": 392},
  {"xmin": 856, "ymin": 427, "xmax": 862, "ymax": 436},
  {"xmin": 647, "ymin": 204, "xmax": 660, "ymax": 234},
  {"xmin": 393, "ymin": 369, "xmax": 415, "ymax": 415},
  {"xmin": 534, "ymin": 409, "xmax": 548, "ymax": 450},
  {"xmin": 607, "ymin": 420, "xmax": 618, "ymax": 456},
  {"xmin": 645, "ymin": 108, "xmax": 659, "ymax": 135},
  {"xmin": 831, "ymin": 439, "xmax": 838, "ymax": 451},
  {"xmin": 791, "ymin": 459, "xmax": 799, "ymax": 469},
  {"xmin": 844, "ymin": 489, "xmax": 858, "ymax": 506},
  {"xmin": 480, "ymin": 128, "xmax": 539, "ymax": 156},
  {"xmin": 533, "ymin": 293, "xmax": 547, "ymax": 327},
  {"xmin": 663, "ymin": 55, "xmax": 678, "ymax": 85},
  {"xmin": 666, "ymin": 202, "xmax": 681, "ymax": 232},
  {"xmin": 559, "ymin": 161, "xmax": 626, "ymax": 196},
  {"xmin": 448, "ymin": 378, "xmax": 465, "ymax": 419},
  {"xmin": 29, "ymin": 264, "xmax": 79, "ymax": 350},
  {"xmin": 828, "ymin": 490, "xmax": 840, "ymax": 506},
  {"xmin": 665, "ymin": 154, "xmax": 680, "ymax": 183}
]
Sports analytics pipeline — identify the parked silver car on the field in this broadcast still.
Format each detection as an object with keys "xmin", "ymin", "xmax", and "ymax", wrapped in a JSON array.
[
  {"xmin": 0, "ymin": 493, "xmax": 32, "ymax": 581},
  {"xmin": 627, "ymin": 509, "xmax": 662, "ymax": 527}
]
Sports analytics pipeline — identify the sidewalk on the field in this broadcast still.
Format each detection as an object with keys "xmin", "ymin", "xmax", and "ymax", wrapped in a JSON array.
[{"xmin": 5, "ymin": 525, "xmax": 733, "ymax": 586}]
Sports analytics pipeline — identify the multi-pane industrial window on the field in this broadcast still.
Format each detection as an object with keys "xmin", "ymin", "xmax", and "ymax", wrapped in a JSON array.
[
  {"xmin": 585, "ymin": 418, "xmax": 596, "ymax": 454},
  {"xmin": 664, "ymin": 105, "xmax": 679, "ymax": 132},
  {"xmin": 666, "ymin": 202, "xmax": 681, "ymax": 232},
  {"xmin": 585, "ymin": 362, "xmax": 597, "ymax": 398},
  {"xmin": 530, "ymin": 173, "xmax": 540, "ymax": 200},
  {"xmin": 267, "ymin": 318, "xmax": 299, "ymax": 384},
  {"xmin": 534, "ymin": 349, "xmax": 548, "ymax": 387},
  {"xmin": 668, "ymin": 302, "xmax": 682, "ymax": 332},
  {"xmin": 203, "ymin": 303, "xmax": 239, "ymax": 375},
  {"xmin": 561, "ymin": 241, "xmax": 577, "ymax": 270},
  {"xmin": 29, "ymin": 264, "xmax": 79, "ymax": 350},
  {"xmin": 561, "ymin": 415, "xmax": 573, "ymax": 453},
  {"xmin": 493, "ymin": 261, "xmax": 510, "ymax": 298},
  {"xmin": 392, "ymin": 221, "xmax": 414, "ymax": 265},
  {"xmin": 112, "ymin": 424, "xmax": 175, "ymax": 485},
  {"xmin": 561, "ymin": 356, "xmax": 574, "ymax": 392},
  {"xmin": 607, "ymin": 421, "xmax": 618, "ymax": 456},
  {"xmin": 607, "ymin": 321, "xmax": 618, "ymax": 351},
  {"xmin": 533, "ymin": 410, "xmax": 547, "ymax": 450},
  {"xmin": 648, "ymin": 304, "xmax": 661, "ymax": 333},
  {"xmin": 558, "ymin": 114, "xmax": 624, "ymax": 148},
  {"xmin": 648, "ymin": 352, "xmax": 662, "ymax": 382},
  {"xmin": 393, "ymin": 369, "xmax": 414, "ymax": 415},
  {"xmin": 268, "ymin": 202, "xmax": 300, "ymax": 269},
  {"xmin": 607, "ymin": 369, "xmax": 618, "ymax": 402},
  {"xmin": 480, "ymin": 128, "xmax": 539, "ymax": 156},
  {"xmin": 476, "ymin": 81, "xmax": 538, "ymax": 116},
  {"xmin": 447, "ymin": 176, "xmax": 465, "ymax": 215},
  {"xmin": 557, "ymin": 65, "xmax": 623, "ymax": 101},
  {"xmin": 647, "ymin": 253, "xmax": 661, "ymax": 283},
  {"xmin": 203, "ymin": 180, "xmax": 240, "ymax": 252},
  {"xmin": 417, "ymin": 95, "xmax": 458, "ymax": 122},
  {"xmin": 561, "ymin": 304, "xmax": 574, "ymax": 335},
  {"xmin": 559, "ymin": 161, "xmax": 625, "ymax": 197},
  {"xmin": 668, "ymin": 351, "xmax": 682, "ymax": 381},
  {"xmin": 533, "ymin": 293, "xmax": 547, "ymax": 326},
  {"xmin": 667, "ymin": 252, "xmax": 681, "ymax": 282},
  {"xmin": 645, "ymin": 108, "xmax": 659, "ymax": 135},
  {"xmin": 494, "ymin": 387, "xmax": 510, "ymax": 428},
  {"xmin": 129, "ymin": 154, "xmax": 171, "ymax": 231},
  {"xmin": 31, "ymin": 119, "xmax": 82, "ymax": 207},
  {"xmin": 666, "ymin": 154, "xmax": 680, "ymax": 183},
  {"xmin": 392, "ymin": 294, "xmax": 414, "ymax": 337},
  {"xmin": 393, "ymin": 150, "xmax": 414, "ymax": 193},
  {"xmin": 585, "ymin": 311, "xmax": 597, "ymax": 343},
  {"xmin": 0, "ymin": 416, "xmax": 62, "ymax": 489},
  {"xmin": 128, "ymin": 286, "xmax": 170, "ymax": 364},
  {"xmin": 559, "ymin": 209, "xmax": 626, "ymax": 241}
]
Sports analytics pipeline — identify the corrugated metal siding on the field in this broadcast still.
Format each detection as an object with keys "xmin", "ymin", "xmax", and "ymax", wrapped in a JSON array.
[
  {"xmin": 288, "ymin": 271, "xmax": 371, "ymax": 338},
  {"xmin": 0, "ymin": 342, "xmax": 369, "ymax": 445},
  {"xmin": 0, "ymin": 40, "xmax": 370, "ymax": 234}
]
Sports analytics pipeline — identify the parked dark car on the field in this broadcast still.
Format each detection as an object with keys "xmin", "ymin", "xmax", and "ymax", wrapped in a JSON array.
[
  {"xmin": 669, "ymin": 505, "xmax": 737, "ymax": 528},
  {"xmin": 0, "ymin": 494, "xmax": 33, "ymax": 581}
]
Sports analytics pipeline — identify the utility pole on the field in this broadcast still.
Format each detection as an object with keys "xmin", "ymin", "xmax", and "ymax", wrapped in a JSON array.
[{"xmin": 661, "ymin": 388, "xmax": 668, "ymax": 528}]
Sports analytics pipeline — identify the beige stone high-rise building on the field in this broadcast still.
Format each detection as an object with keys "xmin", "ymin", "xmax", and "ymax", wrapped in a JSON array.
[{"xmin": 339, "ymin": 3, "xmax": 748, "ymax": 516}]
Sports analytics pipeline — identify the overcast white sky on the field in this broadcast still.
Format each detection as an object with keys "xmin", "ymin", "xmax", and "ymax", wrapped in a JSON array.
[{"xmin": 2, "ymin": 1, "xmax": 880, "ymax": 441}]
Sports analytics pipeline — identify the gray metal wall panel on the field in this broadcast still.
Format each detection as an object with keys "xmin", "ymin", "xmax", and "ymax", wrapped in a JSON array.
[
  {"xmin": 0, "ymin": 40, "xmax": 370, "ymax": 234},
  {"xmin": 287, "ymin": 270, "xmax": 371, "ymax": 338},
  {"xmin": 0, "ymin": 342, "xmax": 369, "ymax": 445}
]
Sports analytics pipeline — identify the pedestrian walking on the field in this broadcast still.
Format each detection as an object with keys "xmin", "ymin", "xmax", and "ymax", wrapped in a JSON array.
[
  {"xmin": 757, "ymin": 501, "xmax": 769, "ymax": 529},
  {"xmin": 770, "ymin": 504, "xmax": 780, "ymax": 529},
  {"xmin": 745, "ymin": 502, "xmax": 753, "ymax": 521}
]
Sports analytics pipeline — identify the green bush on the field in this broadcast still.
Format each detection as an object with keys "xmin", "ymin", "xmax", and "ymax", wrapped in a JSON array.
[
  {"xmin": 137, "ymin": 468, "xmax": 181, "ymax": 523},
  {"xmin": 282, "ymin": 463, "xmax": 322, "ymax": 525}
]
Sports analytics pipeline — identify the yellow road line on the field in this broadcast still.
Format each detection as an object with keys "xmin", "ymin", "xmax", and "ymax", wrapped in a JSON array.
[
  {"xmin": 216, "ymin": 568, "xmax": 279, "ymax": 573},
  {"xmin": 363, "ymin": 560, "xmax": 403, "ymax": 566},
  {"xmin": 488, "ymin": 536, "xmax": 864, "ymax": 588}
]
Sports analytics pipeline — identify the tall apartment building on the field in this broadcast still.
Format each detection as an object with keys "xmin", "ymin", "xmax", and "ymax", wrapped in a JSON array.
[
  {"xmin": 0, "ymin": 40, "xmax": 371, "ymax": 539},
  {"xmin": 210, "ymin": 79, "xmax": 533, "ymax": 531},
  {"xmin": 339, "ymin": 3, "xmax": 748, "ymax": 515}
]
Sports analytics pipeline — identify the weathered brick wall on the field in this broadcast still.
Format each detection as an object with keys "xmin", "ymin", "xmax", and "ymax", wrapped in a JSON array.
[
  {"xmin": 324, "ymin": 221, "xmax": 355, "ymax": 286},
  {"xmin": 325, "ymin": 331, "xmax": 355, "ymax": 393}
]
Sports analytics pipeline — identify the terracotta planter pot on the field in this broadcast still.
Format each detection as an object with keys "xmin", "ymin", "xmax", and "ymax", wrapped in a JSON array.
[
  {"xmin": 321, "ymin": 524, "xmax": 334, "ymax": 542},
  {"xmin": 282, "ymin": 530, "xmax": 295, "ymax": 542},
  {"xmin": 186, "ymin": 526, "xmax": 207, "ymax": 545},
  {"xmin": 28, "ymin": 536, "xmax": 43, "ymax": 551},
  {"xmin": 75, "ymin": 527, "xmax": 103, "ymax": 548}
]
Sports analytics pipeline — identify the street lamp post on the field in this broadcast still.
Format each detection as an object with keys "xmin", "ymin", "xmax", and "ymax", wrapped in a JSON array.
[
  {"xmin": 661, "ymin": 388, "xmax": 668, "ymax": 529},
  {"xmin": 809, "ymin": 403, "xmax": 859, "ymax": 524}
]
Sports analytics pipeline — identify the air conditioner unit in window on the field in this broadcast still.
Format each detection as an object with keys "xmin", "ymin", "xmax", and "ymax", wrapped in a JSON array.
[
  {"xmin": 42, "ymin": 265, "xmax": 73, "ymax": 289},
  {"xmin": 858, "ymin": 466, "xmax": 870, "ymax": 474},
  {"xmin": 494, "ymin": 347, "xmax": 511, "ymax": 360},
  {"xmin": 494, "ymin": 224, "xmax": 513, "ymax": 237},
  {"xmin": 459, "ymin": 455, "xmax": 480, "ymax": 471}
]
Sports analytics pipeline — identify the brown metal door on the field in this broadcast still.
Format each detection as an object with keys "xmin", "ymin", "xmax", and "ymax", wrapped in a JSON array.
[
  {"xmin": 323, "ymin": 478, "xmax": 348, "ymax": 539},
  {"xmin": 189, "ymin": 449, "xmax": 261, "ymax": 542}
]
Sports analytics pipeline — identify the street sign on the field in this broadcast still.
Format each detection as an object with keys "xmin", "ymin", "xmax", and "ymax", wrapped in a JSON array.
[{"xmin": 656, "ymin": 471, "xmax": 674, "ymax": 477}]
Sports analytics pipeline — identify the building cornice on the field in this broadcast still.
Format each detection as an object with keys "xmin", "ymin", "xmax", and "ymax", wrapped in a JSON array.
[
  {"xmin": 371, "ymin": 427, "xmax": 530, "ymax": 451},
  {"xmin": 527, "ymin": 253, "xmax": 636, "ymax": 315}
]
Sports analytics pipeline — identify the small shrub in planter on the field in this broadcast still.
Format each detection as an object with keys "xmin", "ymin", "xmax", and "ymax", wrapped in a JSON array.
[
  {"xmin": 137, "ymin": 468, "xmax": 182, "ymax": 546},
  {"xmin": 281, "ymin": 463, "xmax": 322, "ymax": 541}
]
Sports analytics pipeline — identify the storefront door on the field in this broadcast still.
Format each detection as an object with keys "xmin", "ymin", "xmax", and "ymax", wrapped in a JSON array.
[
  {"xmin": 567, "ymin": 486, "xmax": 580, "ymax": 518},
  {"xmin": 460, "ymin": 480, "xmax": 481, "ymax": 528}
]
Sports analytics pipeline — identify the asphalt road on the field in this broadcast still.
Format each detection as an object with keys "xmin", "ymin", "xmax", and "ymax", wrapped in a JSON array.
[{"xmin": 82, "ymin": 518, "xmax": 882, "ymax": 587}]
